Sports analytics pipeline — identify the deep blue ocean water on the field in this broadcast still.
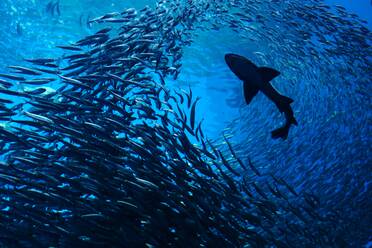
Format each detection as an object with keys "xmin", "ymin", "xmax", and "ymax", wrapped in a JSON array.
[{"xmin": 0, "ymin": 0, "xmax": 371, "ymax": 247}]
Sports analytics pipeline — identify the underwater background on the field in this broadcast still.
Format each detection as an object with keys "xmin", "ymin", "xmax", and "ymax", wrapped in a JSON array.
[{"xmin": 0, "ymin": 0, "xmax": 371, "ymax": 247}]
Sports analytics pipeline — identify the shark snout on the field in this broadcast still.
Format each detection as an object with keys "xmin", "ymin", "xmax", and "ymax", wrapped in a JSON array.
[
  {"xmin": 224, "ymin": 53, "xmax": 234, "ymax": 60},
  {"xmin": 224, "ymin": 53, "xmax": 237, "ymax": 65},
  {"xmin": 224, "ymin": 53, "xmax": 261, "ymax": 82},
  {"xmin": 225, "ymin": 53, "xmax": 246, "ymax": 79},
  {"xmin": 225, "ymin": 53, "xmax": 246, "ymax": 70},
  {"xmin": 224, "ymin": 53, "xmax": 239, "ymax": 71}
]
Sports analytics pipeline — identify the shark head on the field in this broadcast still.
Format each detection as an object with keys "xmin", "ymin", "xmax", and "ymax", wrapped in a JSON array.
[{"xmin": 224, "ymin": 53, "xmax": 261, "ymax": 85}]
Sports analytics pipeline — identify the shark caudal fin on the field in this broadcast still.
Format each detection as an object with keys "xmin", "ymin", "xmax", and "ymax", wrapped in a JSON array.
[
  {"xmin": 271, "ymin": 125, "xmax": 290, "ymax": 140},
  {"xmin": 257, "ymin": 67, "xmax": 280, "ymax": 82},
  {"xmin": 243, "ymin": 81, "xmax": 259, "ymax": 104}
]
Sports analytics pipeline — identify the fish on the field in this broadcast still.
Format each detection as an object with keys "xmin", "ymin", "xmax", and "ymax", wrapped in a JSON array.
[
  {"xmin": 55, "ymin": 0, "xmax": 61, "ymax": 16},
  {"xmin": 0, "ymin": 79, "xmax": 13, "ymax": 88},
  {"xmin": 0, "ymin": 73, "xmax": 25, "ymax": 81},
  {"xmin": 16, "ymin": 22, "xmax": 22, "ymax": 36},
  {"xmin": 225, "ymin": 53, "xmax": 297, "ymax": 139},
  {"xmin": 8, "ymin": 66, "xmax": 42, "ymax": 76},
  {"xmin": 24, "ymin": 58, "xmax": 55, "ymax": 64},
  {"xmin": 20, "ymin": 78, "xmax": 55, "ymax": 85},
  {"xmin": 46, "ymin": 0, "xmax": 60, "ymax": 16},
  {"xmin": 58, "ymin": 75, "xmax": 92, "ymax": 89},
  {"xmin": 56, "ymin": 45, "xmax": 82, "ymax": 51},
  {"xmin": 189, "ymin": 96, "xmax": 200, "ymax": 130}
]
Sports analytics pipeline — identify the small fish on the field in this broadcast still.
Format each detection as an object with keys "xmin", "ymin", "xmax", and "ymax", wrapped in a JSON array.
[
  {"xmin": 223, "ymin": 136, "xmax": 248, "ymax": 171},
  {"xmin": 218, "ymin": 150, "xmax": 240, "ymax": 176},
  {"xmin": 58, "ymin": 75, "xmax": 91, "ymax": 89},
  {"xmin": 8, "ymin": 66, "xmax": 42, "ymax": 76},
  {"xmin": 20, "ymin": 78, "xmax": 55, "ymax": 85},
  {"xmin": 56, "ymin": 45, "xmax": 82, "ymax": 51},
  {"xmin": 23, "ymin": 87, "xmax": 47, "ymax": 95},
  {"xmin": 195, "ymin": 118, "xmax": 205, "ymax": 140},
  {"xmin": 248, "ymin": 158, "xmax": 261, "ymax": 176},
  {"xmin": 16, "ymin": 22, "xmax": 22, "ymax": 36},
  {"xmin": 24, "ymin": 58, "xmax": 55, "ymax": 64},
  {"xmin": 186, "ymin": 86, "xmax": 193, "ymax": 108},
  {"xmin": 23, "ymin": 111, "xmax": 54, "ymax": 124},
  {"xmin": 0, "ymin": 79, "xmax": 13, "ymax": 88},
  {"xmin": 55, "ymin": 0, "xmax": 61, "ymax": 16},
  {"xmin": 0, "ymin": 73, "xmax": 25, "ymax": 81},
  {"xmin": 189, "ymin": 96, "xmax": 200, "ymax": 130}
]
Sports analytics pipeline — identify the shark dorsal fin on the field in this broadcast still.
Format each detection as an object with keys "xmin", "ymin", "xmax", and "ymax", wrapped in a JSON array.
[{"xmin": 257, "ymin": 67, "xmax": 280, "ymax": 82}]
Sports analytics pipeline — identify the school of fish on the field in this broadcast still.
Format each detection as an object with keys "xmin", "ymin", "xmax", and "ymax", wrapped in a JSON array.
[{"xmin": 0, "ymin": 0, "xmax": 371, "ymax": 247}]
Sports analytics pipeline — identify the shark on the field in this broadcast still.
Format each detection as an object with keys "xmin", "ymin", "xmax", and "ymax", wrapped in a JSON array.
[{"xmin": 225, "ymin": 53, "xmax": 297, "ymax": 140}]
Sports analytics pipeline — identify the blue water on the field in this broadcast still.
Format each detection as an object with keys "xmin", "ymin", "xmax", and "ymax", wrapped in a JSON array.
[{"xmin": 0, "ymin": 0, "xmax": 371, "ymax": 246}]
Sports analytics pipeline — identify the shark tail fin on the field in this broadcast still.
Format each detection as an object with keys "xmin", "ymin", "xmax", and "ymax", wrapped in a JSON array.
[{"xmin": 271, "ymin": 125, "xmax": 290, "ymax": 140}]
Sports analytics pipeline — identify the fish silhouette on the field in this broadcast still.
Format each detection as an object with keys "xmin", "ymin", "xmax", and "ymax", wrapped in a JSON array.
[{"xmin": 225, "ymin": 53, "xmax": 297, "ymax": 139}]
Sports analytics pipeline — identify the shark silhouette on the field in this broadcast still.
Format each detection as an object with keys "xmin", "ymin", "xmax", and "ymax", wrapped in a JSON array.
[{"xmin": 225, "ymin": 53, "xmax": 297, "ymax": 139}]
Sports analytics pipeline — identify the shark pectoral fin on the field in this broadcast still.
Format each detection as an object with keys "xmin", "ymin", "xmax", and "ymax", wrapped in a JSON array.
[
  {"xmin": 257, "ymin": 67, "xmax": 280, "ymax": 82},
  {"xmin": 243, "ymin": 81, "xmax": 259, "ymax": 104}
]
